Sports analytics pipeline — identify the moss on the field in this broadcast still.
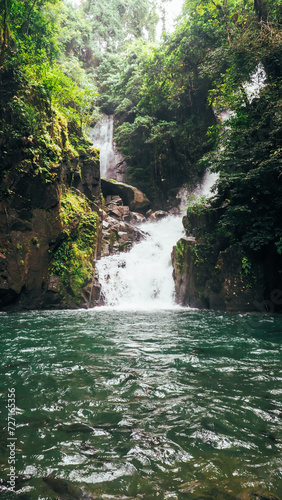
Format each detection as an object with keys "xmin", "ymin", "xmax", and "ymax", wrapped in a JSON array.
[
  {"xmin": 0, "ymin": 67, "xmax": 97, "ymax": 186},
  {"xmin": 174, "ymin": 240, "xmax": 188, "ymax": 277},
  {"xmin": 51, "ymin": 188, "xmax": 99, "ymax": 305}
]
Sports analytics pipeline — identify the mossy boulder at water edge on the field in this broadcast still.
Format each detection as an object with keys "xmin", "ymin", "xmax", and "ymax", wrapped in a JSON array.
[{"xmin": 101, "ymin": 179, "xmax": 150, "ymax": 213}]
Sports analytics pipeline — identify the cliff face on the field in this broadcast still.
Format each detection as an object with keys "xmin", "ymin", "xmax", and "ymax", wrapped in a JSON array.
[
  {"xmin": 0, "ymin": 64, "xmax": 104, "ymax": 311},
  {"xmin": 0, "ymin": 149, "xmax": 101, "ymax": 311},
  {"xmin": 172, "ymin": 208, "xmax": 282, "ymax": 313},
  {"xmin": 172, "ymin": 237, "xmax": 265, "ymax": 312}
]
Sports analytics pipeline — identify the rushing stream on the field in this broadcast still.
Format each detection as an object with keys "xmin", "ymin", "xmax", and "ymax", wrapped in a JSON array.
[{"xmin": 0, "ymin": 309, "xmax": 281, "ymax": 498}]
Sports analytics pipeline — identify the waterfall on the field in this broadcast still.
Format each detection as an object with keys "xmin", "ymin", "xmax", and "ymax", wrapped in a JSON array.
[
  {"xmin": 96, "ymin": 171, "xmax": 218, "ymax": 310},
  {"xmin": 97, "ymin": 216, "xmax": 184, "ymax": 310},
  {"xmin": 90, "ymin": 115, "xmax": 125, "ymax": 180},
  {"xmin": 195, "ymin": 170, "xmax": 218, "ymax": 197}
]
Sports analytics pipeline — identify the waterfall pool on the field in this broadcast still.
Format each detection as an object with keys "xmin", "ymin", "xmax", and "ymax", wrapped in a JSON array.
[{"xmin": 0, "ymin": 308, "xmax": 281, "ymax": 498}]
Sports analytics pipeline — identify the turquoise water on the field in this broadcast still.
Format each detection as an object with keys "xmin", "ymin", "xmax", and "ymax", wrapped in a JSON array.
[{"xmin": 0, "ymin": 309, "xmax": 281, "ymax": 499}]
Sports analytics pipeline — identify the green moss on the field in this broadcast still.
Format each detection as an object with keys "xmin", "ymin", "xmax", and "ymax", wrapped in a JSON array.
[
  {"xmin": 0, "ymin": 67, "xmax": 97, "ymax": 186},
  {"xmin": 51, "ymin": 188, "xmax": 99, "ymax": 304},
  {"xmin": 174, "ymin": 240, "xmax": 187, "ymax": 276}
]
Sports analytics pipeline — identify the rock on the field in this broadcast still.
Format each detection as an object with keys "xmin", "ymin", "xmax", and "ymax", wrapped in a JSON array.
[
  {"xmin": 108, "ymin": 195, "xmax": 123, "ymax": 206},
  {"xmin": 118, "ymin": 221, "xmax": 135, "ymax": 237},
  {"xmin": 81, "ymin": 280, "xmax": 102, "ymax": 307},
  {"xmin": 120, "ymin": 205, "xmax": 131, "ymax": 221},
  {"xmin": 108, "ymin": 204, "xmax": 124, "ymax": 219},
  {"xmin": 112, "ymin": 242, "xmax": 120, "ymax": 253},
  {"xmin": 101, "ymin": 242, "xmax": 110, "ymax": 257},
  {"xmin": 0, "ymin": 148, "xmax": 101, "ymax": 311},
  {"xmin": 134, "ymin": 228, "xmax": 147, "ymax": 241},
  {"xmin": 149, "ymin": 210, "xmax": 169, "ymax": 221},
  {"xmin": 43, "ymin": 475, "xmax": 94, "ymax": 499},
  {"xmin": 101, "ymin": 179, "xmax": 150, "ymax": 213},
  {"xmin": 131, "ymin": 212, "xmax": 146, "ymax": 224},
  {"xmin": 118, "ymin": 231, "xmax": 132, "ymax": 243},
  {"xmin": 103, "ymin": 213, "xmax": 118, "ymax": 226},
  {"xmin": 100, "ymin": 213, "xmax": 145, "ymax": 258},
  {"xmin": 71, "ymin": 148, "xmax": 100, "ymax": 202},
  {"xmin": 47, "ymin": 275, "xmax": 59, "ymax": 292},
  {"xmin": 172, "ymin": 238, "xmax": 265, "ymax": 312}
]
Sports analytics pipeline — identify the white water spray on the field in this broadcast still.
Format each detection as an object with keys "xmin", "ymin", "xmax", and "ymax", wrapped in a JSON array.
[{"xmin": 96, "ymin": 171, "xmax": 218, "ymax": 310}]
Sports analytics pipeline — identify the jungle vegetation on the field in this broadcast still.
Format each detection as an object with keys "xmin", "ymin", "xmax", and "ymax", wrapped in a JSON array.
[{"xmin": 0, "ymin": 0, "xmax": 281, "ymax": 255}]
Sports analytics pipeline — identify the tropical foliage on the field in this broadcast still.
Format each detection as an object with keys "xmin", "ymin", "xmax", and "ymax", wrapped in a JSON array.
[{"xmin": 1, "ymin": 0, "xmax": 282, "ymax": 263}]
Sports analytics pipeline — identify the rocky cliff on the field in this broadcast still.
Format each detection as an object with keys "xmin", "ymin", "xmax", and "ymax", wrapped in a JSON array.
[
  {"xmin": 0, "ymin": 64, "xmax": 104, "ymax": 311},
  {"xmin": 172, "ymin": 203, "xmax": 282, "ymax": 312},
  {"xmin": 0, "ymin": 146, "xmax": 101, "ymax": 310}
]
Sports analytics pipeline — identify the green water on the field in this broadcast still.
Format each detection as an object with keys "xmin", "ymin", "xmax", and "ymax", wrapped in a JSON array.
[{"xmin": 0, "ymin": 309, "xmax": 281, "ymax": 499}]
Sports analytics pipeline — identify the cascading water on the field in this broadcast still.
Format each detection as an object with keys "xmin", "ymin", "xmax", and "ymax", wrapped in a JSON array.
[
  {"xmin": 90, "ymin": 115, "xmax": 125, "ymax": 180},
  {"xmin": 97, "ymin": 171, "xmax": 218, "ymax": 309},
  {"xmin": 97, "ymin": 216, "xmax": 184, "ymax": 309}
]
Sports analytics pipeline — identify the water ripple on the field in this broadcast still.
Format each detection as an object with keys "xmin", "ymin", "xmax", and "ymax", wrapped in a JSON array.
[{"xmin": 0, "ymin": 309, "xmax": 281, "ymax": 499}]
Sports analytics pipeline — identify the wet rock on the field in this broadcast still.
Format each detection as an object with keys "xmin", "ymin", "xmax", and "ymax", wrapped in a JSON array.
[
  {"xmin": 106, "ymin": 195, "xmax": 123, "ymax": 206},
  {"xmin": 43, "ymin": 290, "xmax": 62, "ymax": 308},
  {"xmin": 101, "ymin": 241, "xmax": 110, "ymax": 257},
  {"xmin": 101, "ymin": 179, "xmax": 150, "ymax": 213},
  {"xmin": 81, "ymin": 280, "xmax": 102, "ymax": 307},
  {"xmin": 149, "ymin": 210, "xmax": 169, "ymax": 221},
  {"xmin": 134, "ymin": 228, "xmax": 147, "ymax": 241},
  {"xmin": 47, "ymin": 275, "xmax": 60, "ymax": 292},
  {"xmin": 112, "ymin": 242, "xmax": 120, "ymax": 253},
  {"xmin": 107, "ymin": 204, "xmax": 124, "ymax": 220},
  {"xmin": 131, "ymin": 212, "xmax": 146, "ymax": 224},
  {"xmin": 118, "ymin": 231, "xmax": 131, "ymax": 243},
  {"xmin": 0, "ymin": 145, "xmax": 101, "ymax": 311},
  {"xmin": 71, "ymin": 149, "xmax": 100, "ymax": 202},
  {"xmin": 121, "ymin": 205, "xmax": 131, "ymax": 221}
]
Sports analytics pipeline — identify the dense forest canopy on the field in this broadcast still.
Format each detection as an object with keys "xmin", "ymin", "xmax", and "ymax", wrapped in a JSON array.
[{"xmin": 0, "ymin": 0, "xmax": 282, "ymax": 252}]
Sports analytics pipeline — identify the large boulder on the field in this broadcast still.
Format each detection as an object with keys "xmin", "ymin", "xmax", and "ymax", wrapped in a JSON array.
[{"xmin": 101, "ymin": 179, "xmax": 150, "ymax": 214}]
